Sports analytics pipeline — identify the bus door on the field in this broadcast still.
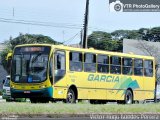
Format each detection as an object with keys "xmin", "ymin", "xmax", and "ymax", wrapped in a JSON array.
[{"xmin": 53, "ymin": 50, "xmax": 67, "ymax": 98}]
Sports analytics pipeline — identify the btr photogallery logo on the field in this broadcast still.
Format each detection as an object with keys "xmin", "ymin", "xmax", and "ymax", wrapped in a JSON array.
[{"xmin": 110, "ymin": 0, "xmax": 123, "ymax": 12}]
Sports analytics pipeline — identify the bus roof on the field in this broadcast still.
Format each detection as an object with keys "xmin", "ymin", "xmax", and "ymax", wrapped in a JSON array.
[
  {"xmin": 15, "ymin": 44, "xmax": 155, "ymax": 60},
  {"xmin": 53, "ymin": 45, "xmax": 154, "ymax": 60}
]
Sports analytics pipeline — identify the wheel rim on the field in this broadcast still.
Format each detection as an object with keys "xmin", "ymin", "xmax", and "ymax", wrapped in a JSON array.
[
  {"xmin": 126, "ymin": 91, "xmax": 132, "ymax": 104},
  {"xmin": 67, "ymin": 90, "xmax": 75, "ymax": 103}
]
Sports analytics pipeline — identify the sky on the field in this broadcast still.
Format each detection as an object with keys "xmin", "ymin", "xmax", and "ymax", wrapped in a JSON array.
[{"xmin": 0, "ymin": 0, "xmax": 160, "ymax": 44}]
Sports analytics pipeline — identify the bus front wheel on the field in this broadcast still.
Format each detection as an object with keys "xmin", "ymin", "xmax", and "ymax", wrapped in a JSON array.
[
  {"xmin": 65, "ymin": 89, "xmax": 76, "ymax": 103},
  {"xmin": 124, "ymin": 90, "xmax": 133, "ymax": 104}
]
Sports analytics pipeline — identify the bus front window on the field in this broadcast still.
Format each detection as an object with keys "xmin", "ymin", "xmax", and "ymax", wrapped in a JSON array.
[{"xmin": 11, "ymin": 46, "xmax": 50, "ymax": 83}]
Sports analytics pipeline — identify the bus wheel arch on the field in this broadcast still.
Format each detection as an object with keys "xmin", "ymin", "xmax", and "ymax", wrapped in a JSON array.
[
  {"xmin": 124, "ymin": 88, "xmax": 133, "ymax": 104},
  {"xmin": 65, "ymin": 85, "xmax": 78, "ymax": 103}
]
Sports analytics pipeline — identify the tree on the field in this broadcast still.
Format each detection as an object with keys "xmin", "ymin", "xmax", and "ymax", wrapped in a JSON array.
[
  {"xmin": 111, "ymin": 30, "xmax": 141, "ymax": 40},
  {"xmin": 149, "ymin": 27, "xmax": 160, "ymax": 42},
  {"xmin": 138, "ymin": 27, "xmax": 160, "ymax": 42},
  {"xmin": 0, "ymin": 33, "xmax": 60, "ymax": 73},
  {"xmin": 7, "ymin": 33, "xmax": 60, "ymax": 50},
  {"xmin": 87, "ymin": 31, "xmax": 122, "ymax": 52}
]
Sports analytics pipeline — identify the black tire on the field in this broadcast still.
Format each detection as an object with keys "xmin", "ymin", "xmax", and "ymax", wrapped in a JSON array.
[
  {"xmin": 90, "ymin": 100, "xmax": 96, "ymax": 104},
  {"xmin": 89, "ymin": 100, "xmax": 101, "ymax": 104},
  {"xmin": 100, "ymin": 100, "xmax": 107, "ymax": 104},
  {"xmin": 117, "ymin": 100, "xmax": 124, "ymax": 104},
  {"xmin": 124, "ymin": 90, "xmax": 133, "ymax": 104},
  {"xmin": 30, "ymin": 98, "xmax": 38, "ymax": 103},
  {"xmin": 65, "ymin": 89, "xmax": 76, "ymax": 103}
]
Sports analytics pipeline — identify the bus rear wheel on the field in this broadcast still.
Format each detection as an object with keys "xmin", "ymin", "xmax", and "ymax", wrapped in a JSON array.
[
  {"xmin": 124, "ymin": 90, "xmax": 133, "ymax": 104},
  {"xmin": 65, "ymin": 89, "xmax": 76, "ymax": 103}
]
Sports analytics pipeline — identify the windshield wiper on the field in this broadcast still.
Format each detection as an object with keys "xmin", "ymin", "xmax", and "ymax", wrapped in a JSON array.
[{"xmin": 31, "ymin": 53, "xmax": 42, "ymax": 63}]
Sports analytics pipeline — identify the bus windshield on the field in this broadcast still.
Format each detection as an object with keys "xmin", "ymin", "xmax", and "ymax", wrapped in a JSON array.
[{"xmin": 11, "ymin": 46, "xmax": 50, "ymax": 83}]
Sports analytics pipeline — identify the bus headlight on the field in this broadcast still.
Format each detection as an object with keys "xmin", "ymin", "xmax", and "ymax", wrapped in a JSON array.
[{"xmin": 39, "ymin": 85, "xmax": 46, "ymax": 88}]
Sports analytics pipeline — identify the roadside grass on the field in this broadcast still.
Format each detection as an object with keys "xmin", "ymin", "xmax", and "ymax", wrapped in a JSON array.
[{"xmin": 0, "ymin": 102, "xmax": 160, "ymax": 115}]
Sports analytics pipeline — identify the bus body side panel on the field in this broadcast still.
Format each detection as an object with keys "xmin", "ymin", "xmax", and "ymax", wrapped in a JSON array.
[
  {"xmin": 106, "ymin": 74, "xmax": 124, "ymax": 100},
  {"xmin": 130, "ymin": 76, "xmax": 144, "ymax": 100},
  {"xmin": 53, "ymin": 85, "xmax": 67, "ymax": 99},
  {"xmin": 107, "ymin": 75, "xmax": 144, "ymax": 101},
  {"xmin": 94, "ymin": 73, "xmax": 122, "ymax": 100},
  {"xmin": 94, "ymin": 73, "xmax": 107, "ymax": 100},
  {"xmin": 143, "ymin": 77, "xmax": 155, "ymax": 100},
  {"xmin": 72, "ymin": 72, "xmax": 90, "ymax": 99},
  {"xmin": 66, "ymin": 72, "xmax": 95, "ymax": 100}
]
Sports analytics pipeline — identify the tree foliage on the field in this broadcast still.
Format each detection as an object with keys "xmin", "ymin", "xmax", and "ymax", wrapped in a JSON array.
[
  {"xmin": 87, "ymin": 26, "xmax": 160, "ymax": 52},
  {"xmin": 111, "ymin": 27, "xmax": 160, "ymax": 42},
  {"xmin": 0, "ymin": 33, "xmax": 60, "ymax": 73},
  {"xmin": 7, "ymin": 33, "xmax": 60, "ymax": 50},
  {"xmin": 88, "ymin": 31, "xmax": 122, "ymax": 52},
  {"xmin": 111, "ymin": 30, "xmax": 142, "ymax": 40}
]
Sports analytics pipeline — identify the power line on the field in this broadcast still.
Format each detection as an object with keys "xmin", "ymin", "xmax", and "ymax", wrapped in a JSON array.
[
  {"xmin": 0, "ymin": 17, "xmax": 109, "ymax": 31},
  {"xmin": 0, "ymin": 17, "xmax": 82, "ymax": 26},
  {"xmin": 63, "ymin": 31, "xmax": 81, "ymax": 44},
  {"xmin": 0, "ymin": 17, "xmax": 83, "ymax": 29}
]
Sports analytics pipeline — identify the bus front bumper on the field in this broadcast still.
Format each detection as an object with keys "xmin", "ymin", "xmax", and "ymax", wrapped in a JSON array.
[{"xmin": 11, "ymin": 87, "xmax": 53, "ymax": 98}]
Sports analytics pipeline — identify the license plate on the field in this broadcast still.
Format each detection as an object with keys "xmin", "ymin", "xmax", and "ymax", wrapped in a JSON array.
[{"xmin": 24, "ymin": 91, "xmax": 30, "ymax": 93}]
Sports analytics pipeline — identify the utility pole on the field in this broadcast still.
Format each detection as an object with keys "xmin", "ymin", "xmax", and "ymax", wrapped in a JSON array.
[{"xmin": 83, "ymin": 0, "xmax": 89, "ymax": 49}]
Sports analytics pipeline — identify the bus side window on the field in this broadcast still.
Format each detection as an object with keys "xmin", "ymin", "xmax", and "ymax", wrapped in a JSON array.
[
  {"xmin": 144, "ymin": 60, "xmax": 153, "ymax": 77},
  {"xmin": 97, "ymin": 55, "xmax": 109, "ymax": 73},
  {"xmin": 54, "ymin": 51, "xmax": 66, "ymax": 83},
  {"xmin": 134, "ymin": 59, "xmax": 143, "ymax": 76},
  {"xmin": 69, "ymin": 52, "xmax": 82, "ymax": 72},
  {"xmin": 122, "ymin": 58, "xmax": 133, "ymax": 75},
  {"xmin": 49, "ymin": 54, "xmax": 53, "ymax": 84},
  {"xmin": 84, "ymin": 53, "xmax": 96, "ymax": 72},
  {"xmin": 110, "ymin": 56, "xmax": 121, "ymax": 74}
]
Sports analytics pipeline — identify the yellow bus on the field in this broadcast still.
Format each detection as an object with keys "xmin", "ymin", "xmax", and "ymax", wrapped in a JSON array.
[{"xmin": 10, "ymin": 44, "xmax": 156, "ymax": 104}]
